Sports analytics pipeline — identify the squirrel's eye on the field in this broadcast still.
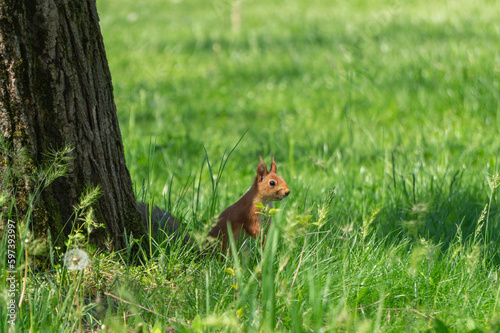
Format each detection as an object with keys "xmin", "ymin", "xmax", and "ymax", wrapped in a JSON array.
[{"xmin": 269, "ymin": 180, "xmax": 276, "ymax": 186}]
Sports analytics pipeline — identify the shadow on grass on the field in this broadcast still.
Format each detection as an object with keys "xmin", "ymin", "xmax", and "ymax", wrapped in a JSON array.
[
  {"xmin": 373, "ymin": 169, "xmax": 499, "ymax": 263},
  {"xmin": 317, "ymin": 162, "xmax": 499, "ymax": 265}
]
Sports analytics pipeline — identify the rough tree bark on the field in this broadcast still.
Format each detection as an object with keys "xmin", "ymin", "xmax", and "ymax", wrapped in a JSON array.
[{"xmin": 0, "ymin": 0, "xmax": 143, "ymax": 249}]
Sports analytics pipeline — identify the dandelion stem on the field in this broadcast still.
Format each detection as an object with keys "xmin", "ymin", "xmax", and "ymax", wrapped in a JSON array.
[{"xmin": 18, "ymin": 239, "xmax": 29, "ymax": 308}]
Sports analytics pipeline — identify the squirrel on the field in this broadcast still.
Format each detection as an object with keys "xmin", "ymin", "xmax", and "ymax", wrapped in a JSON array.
[
  {"xmin": 138, "ymin": 155, "xmax": 290, "ymax": 256},
  {"xmin": 207, "ymin": 155, "xmax": 290, "ymax": 253}
]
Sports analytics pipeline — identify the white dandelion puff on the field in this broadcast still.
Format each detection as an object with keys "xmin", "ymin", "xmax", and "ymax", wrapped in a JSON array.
[{"xmin": 64, "ymin": 249, "xmax": 90, "ymax": 271}]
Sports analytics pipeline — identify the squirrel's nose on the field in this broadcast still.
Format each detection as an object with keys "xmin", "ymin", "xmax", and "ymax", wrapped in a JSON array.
[{"xmin": 284, "ymin": 190, "xmax": 290, "ymax": 197}]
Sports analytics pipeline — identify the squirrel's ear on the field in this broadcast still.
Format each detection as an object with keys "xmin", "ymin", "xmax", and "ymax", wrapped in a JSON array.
[
  {"xmin": 270, "ymin": 154, "xmax": 277, "ymax": 173},
  {"xmin": 257, "ymin": 155, "xmax": 268, "ymax": 181}
]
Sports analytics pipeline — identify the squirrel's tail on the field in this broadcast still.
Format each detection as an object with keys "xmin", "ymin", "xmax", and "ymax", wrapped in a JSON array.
[{"xmin": 137, "ymin": 202, "xmax": 192, "ymax": 247}]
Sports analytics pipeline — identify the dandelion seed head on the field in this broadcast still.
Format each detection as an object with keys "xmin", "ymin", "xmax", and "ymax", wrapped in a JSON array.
[{"xmin": 64, "ymin": 249, "xmax": 90, "ymax": 271}]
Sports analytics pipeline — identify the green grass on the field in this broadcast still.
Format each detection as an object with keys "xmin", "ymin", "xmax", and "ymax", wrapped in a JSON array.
[{"xmin": 2, "ymin": 0, "xmax": 500, "ymax": 331}]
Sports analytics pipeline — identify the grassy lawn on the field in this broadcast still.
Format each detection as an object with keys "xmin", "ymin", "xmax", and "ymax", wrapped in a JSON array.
[{"xmin": 3, "ymin": 0, "xmax": 500, "ymax": 331}]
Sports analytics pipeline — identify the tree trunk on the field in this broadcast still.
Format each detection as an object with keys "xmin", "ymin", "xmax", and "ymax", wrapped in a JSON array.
[{"xmin": 0, "ymin": 0, "xmax": 143, "ymax": 249}]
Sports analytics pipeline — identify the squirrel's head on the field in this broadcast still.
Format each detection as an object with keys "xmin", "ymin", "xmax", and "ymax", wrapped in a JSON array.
[{"xmin": 255, "ymin": 155, "xmax": 290, "ymax": 202}]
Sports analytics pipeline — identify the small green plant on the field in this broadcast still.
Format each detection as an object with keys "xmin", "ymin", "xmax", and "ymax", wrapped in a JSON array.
[
  {"xmin": 254, "ymin": 201, "xmax": 280, "ymax": 255},
  {"xmin": 65, "ymin": 186, "xmax": 104, "ymax": 249}
]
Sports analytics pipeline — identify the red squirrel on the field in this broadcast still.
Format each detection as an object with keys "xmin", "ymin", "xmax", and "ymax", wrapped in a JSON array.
[
  {"xmin": 207, "ymin": 156, "xmax": 290, "ymax": 253},
  {"xmin": 137, "ymin": 156, "xmax": 290, "ymax": 256}
]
